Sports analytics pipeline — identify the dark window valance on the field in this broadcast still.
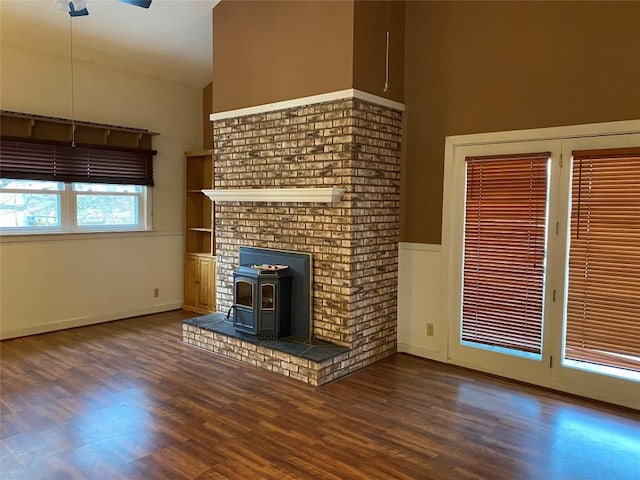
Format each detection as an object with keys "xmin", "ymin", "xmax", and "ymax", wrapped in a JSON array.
[{"xmin": 0, "ymin": 138, "xmax": 155, "ymax": 186}]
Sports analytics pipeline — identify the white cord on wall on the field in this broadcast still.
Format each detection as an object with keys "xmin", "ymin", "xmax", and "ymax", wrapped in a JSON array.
[{"xmin": 384, "ymin": 30, "xmax": 390, "ymax": 93}]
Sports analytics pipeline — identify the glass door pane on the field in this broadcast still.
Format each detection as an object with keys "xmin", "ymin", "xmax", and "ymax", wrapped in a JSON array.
[
  {"xmin": 461, "ymin": 152, "xmax": 549, "ymax": 359},
  {"xmin": 261, "ymin": 284, "xmax": 275, "ymax": 310},
  {"xmin": 564, "ymin": 146, "xmax": 640, "ymax": 378},
  {"xmin": 236, "ymin": 281, "xmax": 253, "ymax": 308}
]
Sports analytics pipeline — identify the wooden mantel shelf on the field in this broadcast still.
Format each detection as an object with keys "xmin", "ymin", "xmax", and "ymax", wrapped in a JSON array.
[{"xmin": 202, "ymin": 187, "xmax": 345, "ymax": 204}]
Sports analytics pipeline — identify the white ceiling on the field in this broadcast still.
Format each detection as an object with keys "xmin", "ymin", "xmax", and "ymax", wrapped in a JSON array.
[{"xmin": 0, "ymin": 0, "xmax": 218, "ymax": 88}]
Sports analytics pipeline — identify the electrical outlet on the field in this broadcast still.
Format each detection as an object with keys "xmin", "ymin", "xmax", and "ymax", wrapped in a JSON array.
[
  {"xmin": 426, "ymin": 323, "xmax": 434, "ymax": 336},
  {"xmin": 153, "ymin": 288, "xmax": 159, "ymax": 298}
]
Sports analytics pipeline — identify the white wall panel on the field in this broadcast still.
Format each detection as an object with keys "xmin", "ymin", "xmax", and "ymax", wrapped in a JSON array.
[{"xmin": 397, "ymin": 242, "xmax": 446, "ymax": 361}]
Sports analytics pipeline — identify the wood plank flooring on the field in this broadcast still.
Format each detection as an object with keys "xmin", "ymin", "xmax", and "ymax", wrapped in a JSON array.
[{"xmin": 1, "ymin": 310, "xmax": 639, "ymax": 480}]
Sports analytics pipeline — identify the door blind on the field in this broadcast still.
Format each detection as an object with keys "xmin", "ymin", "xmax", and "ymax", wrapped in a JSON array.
[
  {"xmin": 566, "ymin": 147, "xmax": 640, "ymax": 372},
  {"xmin": 462, "ymin": 152, "xmax": 550, "ymax": 354}
]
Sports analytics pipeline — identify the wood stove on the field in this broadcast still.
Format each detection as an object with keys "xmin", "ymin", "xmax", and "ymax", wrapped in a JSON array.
[{"xmin": 232, "ymin": 264, "xmax": 292, "ymax": 339}]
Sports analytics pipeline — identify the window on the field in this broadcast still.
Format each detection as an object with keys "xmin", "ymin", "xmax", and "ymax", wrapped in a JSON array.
[
  {"xmin": 0, "ymin": 179, "xmax": 149, "ymax": 234},
  {"xmin": 73, "ymin": 183, "xmax": 145, "ymax": 229},
  {"xmin": 0, "ymin": 138, "xmax": 154, "ymax": 234},
  {"xmin": 0, "ymin": 179, "xmax": 63, "ymax": 230},
  {"xmin": 564, "ymin": 147, "xmax": 640, "ymax": 374},
  {"xmin": 462, "ymin": 152, "xmax": 549, "ymax": 357}
]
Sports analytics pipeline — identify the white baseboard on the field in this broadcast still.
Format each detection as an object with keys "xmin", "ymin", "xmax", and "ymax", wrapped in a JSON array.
[
  {"xmin": 0, "ymin": 302, "xmax": 183, "ymax": 340},
  {"xmin": 398, "ymin": 343, "xmax": 447, "ymax": 362}
]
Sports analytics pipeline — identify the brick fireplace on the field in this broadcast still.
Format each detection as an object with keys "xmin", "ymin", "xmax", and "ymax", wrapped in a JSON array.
[{"xmin": 183, "ymin": 92, "xmax": 402, "ymax": 385}]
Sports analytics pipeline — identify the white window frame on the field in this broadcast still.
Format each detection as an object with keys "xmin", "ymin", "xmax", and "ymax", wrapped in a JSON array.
[{"xmin": 0, "ymin": 180, "xmax": 152, "ymax": 235}]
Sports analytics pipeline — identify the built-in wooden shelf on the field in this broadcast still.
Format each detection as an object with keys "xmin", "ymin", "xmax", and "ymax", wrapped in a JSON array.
[
  {"xmin": 183, "ymin": 149, "xmax": 216, "ymax": 315},
  {"xmin": 0, "ymin": 110, "xmax": 158, "ymax": 149}
]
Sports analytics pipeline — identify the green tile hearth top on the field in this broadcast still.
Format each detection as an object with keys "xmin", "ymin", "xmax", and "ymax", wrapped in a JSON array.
[{"xmin": 184, "ymin": 313, "xmax": 349, "ymax": 362}]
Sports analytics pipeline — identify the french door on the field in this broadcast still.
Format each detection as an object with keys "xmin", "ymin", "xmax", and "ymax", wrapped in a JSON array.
[
  {"xmin": 551, "ymin": 134, "xmax": 640, "ymax": 408},
  {"xmin": 445, "ymin": 139, "xmax": 562, "ymax": 387},
  {"xmin": 443, "ymin": 123, "xmax": 640, "ymax": 409}
]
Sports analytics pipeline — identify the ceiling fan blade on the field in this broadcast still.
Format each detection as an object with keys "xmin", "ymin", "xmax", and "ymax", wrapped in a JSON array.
[
  {"xmin": 68, "ymin": 0, "xmax": 89, "ymax": 16},
  {"xmin": 117, "ymin": 0, "xmax": 152, "ymax": 8}
]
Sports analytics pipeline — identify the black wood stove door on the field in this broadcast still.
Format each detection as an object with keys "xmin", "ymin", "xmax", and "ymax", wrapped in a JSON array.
[{"xmin": 234, "ymin": 280, "xmax": 257, "ymax": 334}]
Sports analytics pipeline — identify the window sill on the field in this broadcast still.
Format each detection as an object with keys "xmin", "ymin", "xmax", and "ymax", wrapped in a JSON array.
[
  {"xmin": 0, "ymin": 229, "xmax": 180, "ymax": 244},
  {"xmin": 562, "ymin": 359, "xmax": 640, "ymax": 383}
]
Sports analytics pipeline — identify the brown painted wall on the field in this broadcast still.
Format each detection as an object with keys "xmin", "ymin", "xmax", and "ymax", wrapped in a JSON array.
[
  {"xmin": 202, "ymin": 82, "xmax": 213, "ymax": 149},
  {"xmin": 403, "ymin": 1, "xmax": 640, "ymax": 244},
  {"xmin": 212, "ymin": 0, "xmax": 355, "ymax": 113},
  {"xmin": 353, "ymin": 0, "xmax": 404, "ymax": 103}
]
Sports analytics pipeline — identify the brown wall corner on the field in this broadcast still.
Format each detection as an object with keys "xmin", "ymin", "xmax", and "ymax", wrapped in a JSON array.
[
  {"xmin": 202, "ymin": 82, "xmax": 213, "ymax": 149},
  {"xmin": 353, "ymin": 0, "xmax": 404, "ymax": 103},
  {"xmin": 212, "ymin": 0, "xmax": 355, "ymax": 113}
]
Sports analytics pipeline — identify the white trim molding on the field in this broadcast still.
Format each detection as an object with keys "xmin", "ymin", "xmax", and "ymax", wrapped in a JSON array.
[
  {"xmin": 0, "ymin": 302, "xmax": 183, "ymax": 340},
  {"xmin": 210, "ymin": 89, "xmax": 405, "ymax": 121},
  {"xmin": 202, "ymin": 187, "xmax": 345, "ymax": 204},
  {"xmin": 399, "ymin": 242, "xmax": 442, "ymax": 253},
  {"xmin": 352, "ymin": 89, "xmax": 405, "ymax": 112},
  {"xmin": 446, "ymin": 119, "xmax": 640, "ymax": 148}
]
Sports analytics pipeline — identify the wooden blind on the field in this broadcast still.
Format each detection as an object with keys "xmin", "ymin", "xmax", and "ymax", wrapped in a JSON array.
[
  {"xmin": 462, "ymin": 153, "xmax": 550, "ymax": 354},
  {"xmin": 566, "ymin": 147, "xmax": 640, "ymax": 372},
  {"xmin": 0, "ymin": 138, "xmax": 155, "ymax": 186}
]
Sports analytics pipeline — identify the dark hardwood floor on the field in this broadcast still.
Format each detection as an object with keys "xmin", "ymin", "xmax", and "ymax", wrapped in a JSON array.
[{"xmin": 1, "ymin": 310, "xmax": 639, "ymax": 480}]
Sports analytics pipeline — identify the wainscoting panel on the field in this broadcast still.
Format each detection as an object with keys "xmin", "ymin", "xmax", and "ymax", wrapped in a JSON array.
[
  {"xmin": 0, "ymin": 232, "xmax": 184, "ymax": 339},
  {"xmin": 397, "ymin": 242, "xmax": 446, "ymax": 362}
]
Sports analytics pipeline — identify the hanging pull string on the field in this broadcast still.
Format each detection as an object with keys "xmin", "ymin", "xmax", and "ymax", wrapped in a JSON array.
[
  {"xmin": 383, "ymin": 31, "xmax": 390, "ymax": 93},
  {"xmin": 69, "ymin": 14, "xmax": 76, "ymax": 147},
  {"xmin": 383, "ymin": 0, "xmax": 390, "ymax": 93}
]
